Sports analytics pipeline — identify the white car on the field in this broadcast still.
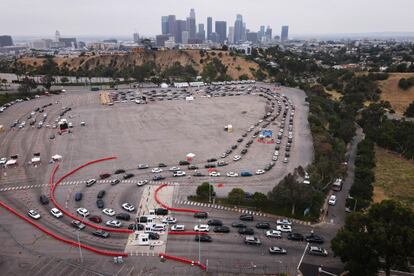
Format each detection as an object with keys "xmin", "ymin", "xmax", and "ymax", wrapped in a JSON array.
[
  {"xmin": 274, "ymin": 151, "xmax": 279, "ymax": 156},
  {"xmin": 255, "ymin": 169, "xmax": 265, "ymax": 175},
  {"xmin": 137, "ymin": 180, "xmax": 149, "ymax": 186},
  {"xmin": 328, "ymin": 195, "xmax": 337, "ymax": 206},
  {"xmin": 265, "ymin": 230, "xmax": 282, "ymax": 238},
  {"xmin": 106, "ymin": 220, "xmax": 122, "ymax": 228},
  {"xmin": 102, "ymin": 208, "xmax": 115, "ymax": 216},
  {"xmin": 272, "ymin": 156, "xmax": 278, "ymax": 161},
  {"xmin": 0, "ymin": 157, "xmax": 7, "ymax": 165},
  {"xmin": 171, "ymin": 224, "xmax": 185, "ymax": 231},
  {"xmin": 162, "ymin": 217, "xmax": 177, "ymax": 224},
  {"xmin": 77, "ymin": 207, "xmax": 90, "ymax": 217},
  {"xmin": 169, "ymin": 166, "xmax": 180, "ymax": 171},
  {"xmin": 220, "ymin": 153, "xmax": 227, "ymax": 158},
  {"xmin": 28, "ymin": 209, "xmax": 41, "ymax": 220},
  {"xmin": 152, "ymin": 167, "xmax": 163, "ymax": 173},
  {"xmin": 50, "ymin": 208, "xmax": 63, "ymax": 218},
  {"xmin": 86, "ymin": 179, "xmax": 97, "ymax": 187},
  {"xmin": 173, "ymin": 171, "xmax": 186, "ymax": 177},
  {"xmin": 233, "ymin": 155, "xmax": 241, "ymax": 161},
  {"xmin": 209, "ymin": 171, "xmax": 221, "ymax": 177},
  {"xmin": 276, "ymin": 218, "xmax": 292, "ymax": 226},
  {"xmin": 227, "ymin": 171, "xmax": 238, "ymax": 177},
  {"xmin": 122, "ymin": 203, "xmax": 135, "ymax": 212},
  {"xmin": 276, "ymin": 225, "xmax": 292, "ymax": 233},
  {"xmin": 194, "ymin": 224, "xmax": 210, "ymax": 232},
  {"xmin": 283, "ymin": 157, "xmax": 289, "ymax": 163}
]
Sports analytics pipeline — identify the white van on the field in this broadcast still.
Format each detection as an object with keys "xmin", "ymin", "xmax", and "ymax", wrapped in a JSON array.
[{"xmin": 151, "ymin": 224, "xmax": 165, "ymax": 232}]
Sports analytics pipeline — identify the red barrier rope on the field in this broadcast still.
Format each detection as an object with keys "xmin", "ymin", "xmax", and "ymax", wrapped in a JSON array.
[
  {"xmin": 0, "ymin": 201, "xmax": 127, "ymax": 257},
  {"xmin": 154, "ymin": 184, "xmax": 202, "ymax": 213},
  {"xmin": 159, "ymin": 253, "xmax": 206, "ymax": 270}
]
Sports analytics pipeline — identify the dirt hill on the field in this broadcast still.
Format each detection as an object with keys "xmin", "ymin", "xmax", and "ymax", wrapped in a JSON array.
[
  {"xmin": 378, "ymin": 73, "xmax": 414, "ymax": 114},
  {"xmin": 17, "ymin": 49, "xmax": 260, "ymax": 80}
]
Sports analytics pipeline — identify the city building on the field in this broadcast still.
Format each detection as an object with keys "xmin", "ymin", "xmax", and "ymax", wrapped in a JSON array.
[
  {"xmin": 197, "ymin": 23, "xmax": 205, "ymax": 41},
  {"xmin": 168, "ymin": 15, "xmax": 176, "ymax": 37},
  {"xmin": 215, "ymin": 21, "xmax": 227, "ymax": 44},
  {"xmin": 175, "ymin": 20, "xmax": 187, "ymax": 43},
  {"xmin": 156, "ymin": 34, "xmax": 171, "ymax": 47},
  {"xmin": 207, "ymin": 17, "xmax": 212, "ymax": 40},
  {"xmin": 55, "ymin": 30, "xmax": 61, "ymax": 42},
  {"xmin": 228, "ymin": 26, "xmax": 235, "ymax": 44},
  {"xmin": 187, "ymin": 9, "xmax": 196, "ymax": 39},
  {"xmin": 210, "ymin": 32, "xmax": 219, "ymax": 43},
  {"xmin": 161, "ymin": 16, "xmax": 169, "ymax": 34},
  {"xmin": 182, "ymin": 31, "xmax": 189, "ymax": 44},
  {"xmin": 246, "ymin": 32, "xmax": 258, "ymax": 44},
  {"xmin": 0, "ymin": 35, "xmax": 13, "ymax": 47},
  {"xmin": 281, "ymin": 25, "xmax": 289, "ymax": 43},
  {"xmin": 31, "ymin": 39, "xmax": 53, "ymax": 49},
  {"xmin": 265, "ymin": 26, "xmax": 272, "ymax": 41},
  {"xmin": 234, "ymin": 14, "xmax": 243, "ymax": 43},
  {"xmin": 59, "ymin": 37, "xmax": 77, "ymax": 48},
  {"xmin": 133, "ymin": 33, "xmax": 140, "ymax": 43}
]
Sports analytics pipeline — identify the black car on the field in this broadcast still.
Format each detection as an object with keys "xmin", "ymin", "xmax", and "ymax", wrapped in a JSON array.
[
  {"xmin": 238, "ymin": 227, "xmax": 254, "ymax": 235},
  {"xmin": 213, "ymin": 226, "xmax": 230, "ymax": 233},
  {"xmin": 207, "ymin": 219, "xmax": 223, "ymax": 226},
  {"xmin": 92, "ymin": 230, "xmax": 110, "ymax": 238},
  {"xmin": 237, "ymin": 138, "xmax": 243, "ymax": 143},
  {"xmin": 242, "ymin": 133, "xmax": 247, "ymax": 137},
  {"xmin": 231, "ymin": 145, "xmax": 238, "ymax": 150},
  {"xmin": 137, "ymin": 216, "xmax": 148, "ymax": 223},
  {"xmin": 241, "ymin": 149, "xmax": 248, "ymax": 155},
  {"xmin": 155, "ymin": 208, "xmax": 168, "ymax": 215},
  {"xmin": 193, "ymin": 171, "xmax": 205, "ymax": 177},
  {"xmin": 288, "ymin": 233, "xmax": 304, "ymax": 241},
  {"xmin": 158, "ymin": 163, "xmax": 167, "ymax": 167},
  {"xmin": 128, "ymin": 223, "xmax": 145, "ymax": 230},
  {"xmin": 71, "ymin": 220, "xmax": 86, "ymax": 230},
  {"xmin": 239, "ymin": 214, "xmax": 254, "ymax": 221},
  {"xmin": 204, "ymin": 163, "xmax": 216, "ymax": 168},
  {"xmin": 111, "ymin": 179, "xmax": 120, "ymax": 185},
  {"xmin": 195, "ymin": 235, "xmax": 212, "ymax": 242},
  {"xmin": 116, "ymin": 213, "xmax": 131, "ymax": 221},
  {"xmin": 97, "ymin": 190, "xmax": 106, "ymax": 199},
  {"xmin": 148, "ymin": 232, "xmax": 160, "ymax": 240},
  {"xmin": 225, "ymin": 149, "xmax": 232, "ymax": 154},
  {"xmin": 255, "ymin": 222, "xmax": 271, "ymax": 229},
  {"xmin": 305, "ymin": 234, "xmax": 324, "ymax": 244},
  {"xmin": 114, "ymin": 169, "xmax": 125, "ymax": 174},
  {"xmin": 39, "ymin": 195, "xmax": 49, "ymax": 205},
  {"xmin": 179, "ymin": 160, "xmax": 190, "ymax": 165},
  {"xmin": 231, "ymin": 222, "xmax": 247, "ymax": 228},
  {"xmin": 188, "ymin": 164, "xmax": 199, "ymax": 170},
  {"xmin": 96, "ymin": 199, "xmax": 104, "ymax": 209},
  {"xmin": 207, "ymin": 158, "xmax": 217, "ymax": 163},
  {"xmin": 123, "ymin": 173, "xmax": 134, "ymax": 179},
  {"xmin": 194, "ymin": 212, "xmax": 208, "ymax": 219},
  {"xmin": 153, "ymin": 175, "xmax": 165, "ymax": 181}
]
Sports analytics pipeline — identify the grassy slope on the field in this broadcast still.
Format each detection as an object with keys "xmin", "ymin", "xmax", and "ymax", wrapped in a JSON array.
[
  {"xmin": 378, "ymin": 73, "xmax": 414, "ymax": 115},
  {"xmin": 374, "ymin": 146, "xmax": 414, "ymax": 209}
]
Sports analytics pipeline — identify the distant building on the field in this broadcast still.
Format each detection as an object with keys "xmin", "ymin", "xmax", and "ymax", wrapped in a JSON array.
[
  {"xmin": 207, "ymin": 17, "xmax": 213, "ymax": 40},
  {"xmin": 246, "ymin": 32, "xmax": 258, "ymax": 44},
  {"xmin": 103, "ymin": 39, "xmax": 117, "ymax": 43},
  {"xmin": 59, "ymin": 37, "xmax": 77, "ymax": 48},
  {"xmin": 265, "ymin": 26, "xmax": 272, "ymax": 41},
  {"xmin": 156, "ymin": 34, "xmax": 171, "ymax": 47},
  {"xmin": 175, "ymin": 20, "xmax": 187, "ymax": 43},
  {"xmin": 186, "ymin": 9, "xmax": 196, "ymax": 39},
  {"xmin": 168, "ymin": 15, "xmax": 176, "ymax": 37},
  {"xmin": 234, "ymin": 14, "xmax": 243, "ymax": 43},
  {"xmin": 55, "ymin": 30, "xmax": 61, "ymax": 42},
  {"xmin": 31, "ymin": 39, "xmax": 53, "ymax": 49},
  {"xmin": 197, "ymin": 23, "xmax": 205, "ymax": 41},
  {"xmin": 281, "ymin": 26, "xmax": 289, "ymax": 43},
  {"xmin": 215, "ymin": 21, "xmax": 227, "ymax": 44},
  {"xmin": 182, "ymin": 31, "xmax": 189, "ymax": 44},
  {"xmin": 133, "ymin": 33, "xmax": 140, "ymax": 43},
  {"xmin": 77, "ymin": 41, "xmax": 86, "ymax": 49},
  {"xmin": 0, "ymin": 35, "xmax": 13, "ymax": 47},
  {"xmin": 161, "ymin": 16, "xmax": 169, "ymax": 34},
  {"xmin": 228, "ymin": 26, "xmax": 235, "ymax": 44},
  {"xmin": 210, "ymin": 32, "xmax": 219, "ymax": 43}
]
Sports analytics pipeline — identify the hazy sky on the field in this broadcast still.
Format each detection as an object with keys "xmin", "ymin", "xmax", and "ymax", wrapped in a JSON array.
[{"xmin": 1, "ymin": 0, "xmax": 413, "ymax": 38}]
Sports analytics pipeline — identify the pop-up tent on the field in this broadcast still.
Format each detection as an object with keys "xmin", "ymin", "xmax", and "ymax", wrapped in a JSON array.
[{"xmin": 52, "ymin": 154, "xmax": 62, "ymax": 161}]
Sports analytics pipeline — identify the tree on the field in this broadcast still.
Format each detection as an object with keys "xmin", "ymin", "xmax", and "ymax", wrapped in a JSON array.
[
  {"xmin": 227, "ymin": 188, "xmax": 245, "ymax": 205},
  {"xmin": 196, "ymin": 182, "xmax": 214, "ymax": 201},
  {"xmin": 404, "ymin": 100, "xmax": 414, "ymax": 117},
  {"xmin": 332, "ymin": 200, "xmax": 414, "ymax": 276},
  {"xmin": 40, "ymin": 75, "xmax": 55, "ymax": 90},
  {"xmin": 252, "ymin": 192, "xmax": 267, "ymax": 207},
  {"xmin": 18, "ymin": 77, "xmax": 37, "ymax": 94}
]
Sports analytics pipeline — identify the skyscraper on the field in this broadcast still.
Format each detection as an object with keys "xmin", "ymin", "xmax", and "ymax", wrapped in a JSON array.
[
  {"xmin": 228, "ymin": 26, "xmax": 234, "ymax": 44},
  {"xmin": 207, "ymin": 17, "xmax": 212, "ymax": 40},
  {"xmin": 161, "ymin": 16, "xmax": 169, "ymax": 34},
  {"xmin": 246, "ymin": 32, "xmax": 258, "ymax": 44},
  {"xmin": 197, "ymin": 23, "xmax": 205, "ymax": 41},
  {"xmin": 215, "ymin": 21, "xmax": 227, "ymax": 44},
  {"xmin": 55, "ymin": 30, "xmax": 60, "ymax": 42},
  {"xmin": 265, "ymin": 26, "xmax": 272, "ymax": 41},
  {"xmin": 182, "ymin": 31, "xmax": 189, "ymax": 44},
  {"xmin": 234, "ymin": 14, "xmax": 243, "ymax": 43},
  {"xmin": 190, "ymin": 8, "xmax": 195, "ymax": 19},
  {"xmin": 167, "ymin": 15, "xmax": 176, "ymax": 37},
  {"xmin": 281, "ymin": 26, "xmax": 289, "ymax": 42},
  {"xmin": 175, "ymin": 20, "xmax": 187, "ymax": 43},
  {"xmin": 133, "ymin": 33, "xmax": 140, "ymax": 43},
  {"xmin": 187, "ymin": 9, "xmax": 196, "ymax": 39}
]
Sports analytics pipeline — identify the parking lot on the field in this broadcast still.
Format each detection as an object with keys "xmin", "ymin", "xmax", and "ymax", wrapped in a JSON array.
[{"xmin": 0, "ymin": 82, "xmax": 325, "ymax": 275}]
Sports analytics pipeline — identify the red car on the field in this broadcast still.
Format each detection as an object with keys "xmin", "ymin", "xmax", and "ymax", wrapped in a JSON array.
[{"xmin": 89, "ymin": 215, "xmax": 102, "ymax": 223}]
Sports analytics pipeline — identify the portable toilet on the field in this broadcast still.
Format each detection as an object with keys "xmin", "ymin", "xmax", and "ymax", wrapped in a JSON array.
[{"xmin": 227, "ymin": 124, "xmax": 233, "ymax": 133}]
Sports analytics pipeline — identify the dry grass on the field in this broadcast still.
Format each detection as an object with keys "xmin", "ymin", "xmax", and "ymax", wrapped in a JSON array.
[
  {"xmin": 324, "ymin": 89, "xmax": 342, "ymax": 101},
  {"xmin": 378, "ymin": 73, "xmax": 414, "ymax": 115},
  {"xmin": 374, "ymin": 146, "xmax": 414, "ymax": 209}
]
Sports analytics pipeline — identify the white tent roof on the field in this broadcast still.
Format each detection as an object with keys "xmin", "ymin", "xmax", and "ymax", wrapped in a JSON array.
[
  {"xmin": 186, "ymin": 153, "xmax": 196, "ymax": 158},
  {"xmin": 31, "ymin": 157, "xmax": 41, "ymax": 163},
  {"xmin": 6, "ymin": 159, "xmax": 17, "ymax": 165},
  {"xmin": 52, "ymin": 154, "xmax": 62, "ymax": 160}
]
